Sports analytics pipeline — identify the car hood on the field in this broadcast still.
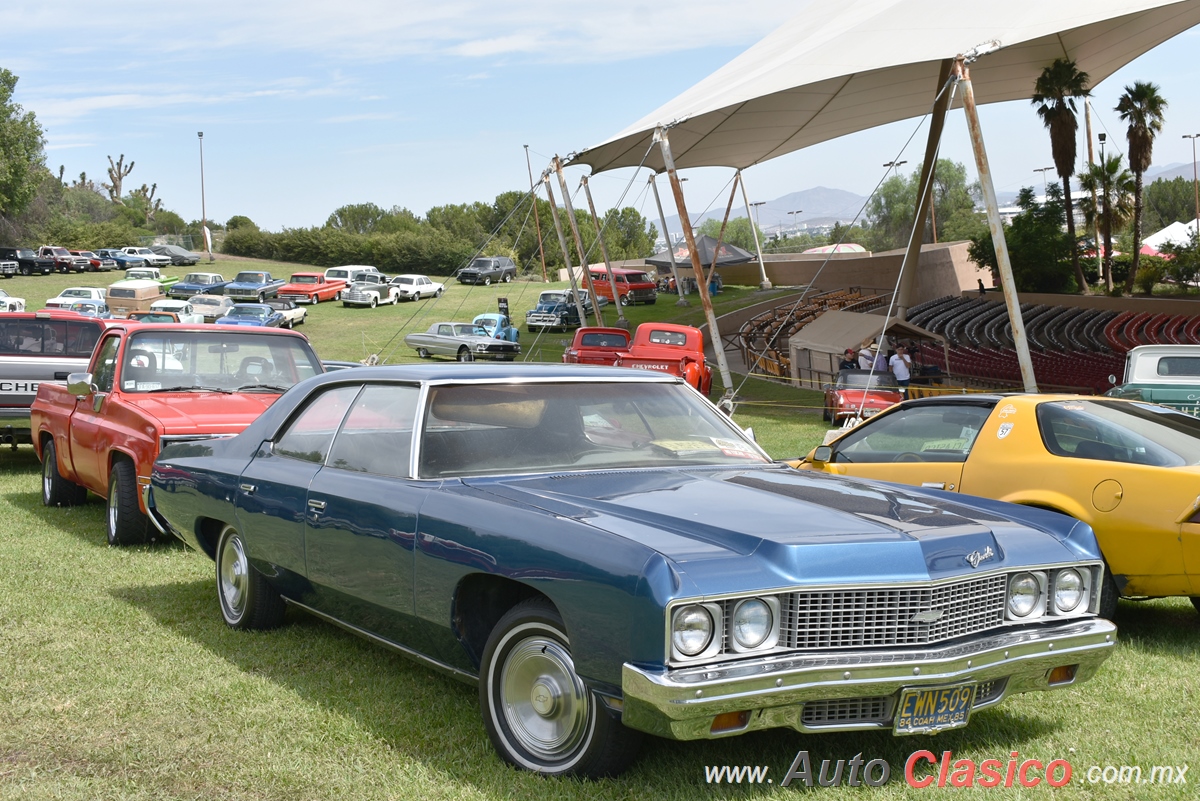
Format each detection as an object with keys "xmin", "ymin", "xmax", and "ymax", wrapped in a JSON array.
[
  {"xmin": 125, "ymin": 391, "xmax": 282, "ymax": 433},
  {"xmin": 215, "ymin": 317, "xmax": 268, "ymax": 326},
  {"xmin": 467, "ymin": 467, "xmax": 1093, "ymax": 594}
]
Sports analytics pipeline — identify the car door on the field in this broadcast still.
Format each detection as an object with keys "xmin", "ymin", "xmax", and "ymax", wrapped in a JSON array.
[
  {"xmin": 819, "ymin": 403, "xmax": 991, "ymax": 491},
  {"xmin": 236, "ymin": 385, "xmax": 360, "ymax": 589},
  {"xmin": 304, "ymin": 383, "xmax": 426, "ymax": 643},
  {"xmin": 62, "ymin": 332, "xmax": 122, "ymax": 488}
]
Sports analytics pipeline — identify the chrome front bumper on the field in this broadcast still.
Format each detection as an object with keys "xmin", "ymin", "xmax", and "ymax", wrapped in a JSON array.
[{"xmin": 621, "ymin": 618, "xmax": 1116, "ymax": 740}]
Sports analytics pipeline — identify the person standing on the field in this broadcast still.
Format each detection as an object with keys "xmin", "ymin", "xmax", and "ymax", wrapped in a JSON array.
[
  {"xmin": 839, "ymin": 348, "xmax": 858, "ymax": 371},
  {"xmin": 858, "ymin": 345, "xmax": 875, "ymax": 370},
  {"xmin": 890, "ymin": 343, "xmax": 913, "ymax": 392}
]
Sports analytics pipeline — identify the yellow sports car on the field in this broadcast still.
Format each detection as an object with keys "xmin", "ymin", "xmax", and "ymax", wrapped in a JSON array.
[{"xmin": 792, "ymin": 393, "xmax": 1200, "ymax": 617}]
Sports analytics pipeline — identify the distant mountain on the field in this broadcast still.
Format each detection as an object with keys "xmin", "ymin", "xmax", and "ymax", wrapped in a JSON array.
[
  {"xmin": 1146, "ymin": 162, "xmax": 1198, "ymax": 183},
  {"xmin": 660, "ymin": 186, "xmax": 868, "ymax": 235}
]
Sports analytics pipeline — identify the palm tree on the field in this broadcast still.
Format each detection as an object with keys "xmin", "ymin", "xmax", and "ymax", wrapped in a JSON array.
[
  {"xmin": 1116, "ymin": 81, "xmax": 1168, "ymax": 293},
  {"xmin": 1077, "ymin": 153, "xmax": 1135, "ymax": 287},
  {"xmin": 1032, "ymin": 59, "xmax": 1091, "ymax": 294}
]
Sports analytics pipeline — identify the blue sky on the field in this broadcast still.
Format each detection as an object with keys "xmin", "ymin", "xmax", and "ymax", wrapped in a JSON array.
[{"xmin": 6, "ymin": 1, "xmax": 1200, "ymax": 233}]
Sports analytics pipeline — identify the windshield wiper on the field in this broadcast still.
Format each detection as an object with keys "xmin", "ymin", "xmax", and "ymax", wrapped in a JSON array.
[
  {"xmin": 146, "ymin": 385, "xmax": 233, "ymax": 394},
  {"xmin": 234, "ymin": 383, "xmax": 292, "ymax": 393}
]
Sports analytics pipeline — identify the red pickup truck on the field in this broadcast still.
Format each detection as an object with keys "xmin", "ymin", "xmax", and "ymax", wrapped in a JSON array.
[
  {"xmin": 277, "ymin": 272, "xmax": 346, "ymax": 304},
  {"xmin": 32, "ymin": 324, "xmax": 324, "ymax": 545},
  {"xmin": 563, "ymin": 322, "xmax": 712, "ymax": 394}
]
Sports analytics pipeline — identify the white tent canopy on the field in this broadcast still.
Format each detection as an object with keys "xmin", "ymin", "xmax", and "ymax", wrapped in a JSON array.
[
  {"xmin": 1144, "ymin": 219, "xmax": 1200, "ymax": 249},
  {"xmin": 573, "ymin": 0, "xmax": 1200, "ymax": 174}
]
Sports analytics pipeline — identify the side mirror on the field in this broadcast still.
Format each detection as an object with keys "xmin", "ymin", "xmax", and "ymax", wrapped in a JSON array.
[
  {"xmin": 812, "ymin": 445, "xmax": 833, "ymax": 464},
  {"xmin": 1108, "ymin": 374, "xmax": 1117, "ymax": 386},
  {"xmin": 67, "ymin": 373, "xmax": 95, "ymax": 398}
]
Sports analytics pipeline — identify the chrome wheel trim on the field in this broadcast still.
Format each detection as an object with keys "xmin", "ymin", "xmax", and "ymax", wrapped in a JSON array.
[
  {"xmin": 106, "ymin": 478, "xmax": 120, "ymax": 538},
  {"xmin": 499, "ymin": 636, "xmax": 590, "ymax": 761},
  {"xmin": 41, "ymin": 450, "xmax": 54, "ymax": 503},
  {"xmin": 219, "ymin": 532, "xmax": 249, "ymax": 621}
]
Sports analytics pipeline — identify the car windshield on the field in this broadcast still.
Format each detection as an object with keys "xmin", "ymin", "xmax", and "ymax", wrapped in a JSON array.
[
  {"xmin": 1036, "ymin": 399, "xmax": 1200, "ymax": 467},
  {"xmin": 229, "ymin": 306, "xmax": 266, "ymax": 318},
  {"xmin": 18, "ymin": 249, "xmax": 34, "ymax": 257},
  {"xmin": 837, "ymin": 371, "xmax": 900, "ymax": 389},
  {"xmin": 539, "ymin": 292, "xmax": 567, "ymax": 304},
  {"xmin": 190, "ymin": 297, "xmax": 220, "ymax": 307},
  {"xmin": 419, "ymin": 381, "xmax": 768, "ymax": 477},
  {"xmin": 234, "ymin": 272, "xmax": 265, "ymax": 282},
  {"xmin": 394, "ymin": 277, "xmax": 414, "ymax": 285},
  {"xmin": 62, "ymin": 289, "xmax": 92, "ymax": 298},
  {"xmin": 120, "ymin": 330, "xmax": 320, "ymax": 393},
  {"xmin": 291, "ymin": 275, "xmax": 317, "ymax": 284}
]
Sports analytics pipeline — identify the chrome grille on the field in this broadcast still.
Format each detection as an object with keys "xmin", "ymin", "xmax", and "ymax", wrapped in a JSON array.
[
  {"xmin": 802, "ymin": 697, "xmax": 891, "ymax": 727},
  {"xmin": 778, "ymin": 575, "xmax": 1008, "ymax": 651}
]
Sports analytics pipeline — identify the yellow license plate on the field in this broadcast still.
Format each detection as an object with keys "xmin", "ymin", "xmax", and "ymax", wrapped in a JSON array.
[{"xmin": 894, "ymin": 683, "xmax": 976, "ymax": 734}]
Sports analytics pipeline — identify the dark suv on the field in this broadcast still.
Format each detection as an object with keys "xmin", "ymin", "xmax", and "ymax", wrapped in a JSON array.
[
  {"xmin": 0, "ymin": 246, "xmax": 54, "ymax": 276},
  {"xmin": 456, "ymin": 256, "xmax": 517, "ymax": 285}
]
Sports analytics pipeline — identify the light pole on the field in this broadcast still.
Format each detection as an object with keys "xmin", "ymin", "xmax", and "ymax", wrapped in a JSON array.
[
  {"xmin": 883, "ymin": 160, "xmax": 907, "ymax": 173},
  {"xmin": 787, "ymin": 209, "xmax": 803, "ymax": 236},
  {"xmin": 749, "ymin": 201, "xmax": 765, "ymax": 236},
  {"xmin": 1099, "ymin": 133, "xmax": 1111, "ymax": 284},
  {"xmin": 1034, "ymin": 166, "xmax": 1054, "ymax": 196},
  {"xmin": 1185, "ymin": 134, "xmax": 1200, "ymax": 237},
  {"xmin": 198, "ymin": 131, "xmax": 213, "ymax": 262}
]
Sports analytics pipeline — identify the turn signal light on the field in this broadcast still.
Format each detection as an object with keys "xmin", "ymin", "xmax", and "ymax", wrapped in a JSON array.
[
  {"xmin": 710, "ymin": 710, "xmax": 751, "ymax": 734},
  {"xmin": 1047, "ymin": 665, "xmax": 1077, "ymax": 685}
]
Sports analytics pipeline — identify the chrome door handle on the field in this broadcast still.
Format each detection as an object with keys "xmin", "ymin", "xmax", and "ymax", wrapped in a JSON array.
[
  {"xmin": 920, "ymin": 482, "xmax": 946, "ymax": 490},
  {"xmin": 307, "ymin": 499, "xmax": 327, "ymax": 511},
  {"xmin": 239, "ymin": 483, "xmax": 256, "ymax": 494}
]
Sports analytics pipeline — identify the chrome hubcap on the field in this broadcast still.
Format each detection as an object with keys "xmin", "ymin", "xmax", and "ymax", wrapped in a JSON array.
[
  {"xmin": 501, "ymin": 637, "xmax": 588, "ymax": 759},
  {"xmin": 219, "ymin": 533, "xmax": 249, "ymax": 618},
  {"xmin": 42, "ymin": 456, "xmax": 52, "ymax": 500},
  {"xmin": 107, "ymin": 482, "xmax": 119, "ymax": 534}
]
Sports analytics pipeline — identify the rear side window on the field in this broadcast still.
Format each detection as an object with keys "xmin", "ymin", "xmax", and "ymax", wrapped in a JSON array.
[
  {"xmin": 833, "ymin": 405, "xmax": 988, "ymax": 463},
  {"xmin": 1157, "ymin": 357, "xmax": 1200, "ymax": 376},
  {"xmin": 0, "ymin": 320, "xmax": 100, "ymax": 356},
  {"xmin": 274, "ymin": 385, "xmax": 361, "ymax": 464},
  {"xmin": 327, "ymin": 384, "xmax": 420, "ymax": 477}
]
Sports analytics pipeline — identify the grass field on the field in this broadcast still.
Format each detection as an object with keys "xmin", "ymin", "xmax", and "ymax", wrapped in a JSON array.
[{"xmin": 3, "ymin": 258, "xmax": 1198, "ymax": 798}]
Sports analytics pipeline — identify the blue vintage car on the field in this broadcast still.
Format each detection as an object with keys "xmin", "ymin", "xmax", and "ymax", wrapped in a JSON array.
[
  {"xmin": 473, "ymin": 312, "xmax": 520, "ymax": 343},
  {"xmin": 213, "ymin": 303, "xmax": 284, "ymax": 327},
  {"xmin": 149, "ymin": 365, "xmax": 1116, "ymax": 777},
  {"xmin": 94, "ymin": 248, "xmax": 147, "ymax": 270},
  {"xmin": 223, "ymin": 271, "xmax": 285, "ymax": 302}
]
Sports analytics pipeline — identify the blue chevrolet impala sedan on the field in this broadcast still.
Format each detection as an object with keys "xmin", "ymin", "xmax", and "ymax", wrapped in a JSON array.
[{"xmin": 149, "ymin": 364, "xmax": 1116, "ymax": 777}]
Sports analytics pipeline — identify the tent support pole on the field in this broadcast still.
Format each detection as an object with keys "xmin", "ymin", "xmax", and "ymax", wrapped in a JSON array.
[
  {"xmin": 542, "ymin": 173, "xmax": 590, "ymax": 325},
  {"xmin": 958, "ymin": 60, "xmax": 1038, "ymax": 393},
  {"xmin": 737, "ymin": 170, "xmax": 772, "ymax": 289},
  {"xmin": 705, "ymin": 175, "xmax": 741, "ymax": 288},
  {"xmin": 581, "ymin": 175, "xmax": 628, "ymax": 329},
  {"xmin": 656, "ymin": 127, "xmax": 736, "ymax": 402},
  {"xmin": 898, "ymin": 58, "xmax": 954, "ymax": 319},
  {"xmin": 554, "ymin": 157, "xmax": 606, "ymax": 327},
  {"xmin": 649, "ymin": 173, "xmax": 689, "ymax": 305}
]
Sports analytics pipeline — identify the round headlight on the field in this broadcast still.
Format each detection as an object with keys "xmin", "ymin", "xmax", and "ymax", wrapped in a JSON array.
[
  {"xmin": 672, "ymin": 605, "xmax": 713, "ymax": 656},
  {"xmin": 1054, "ymin": 569, "xmax": 1084, "ymax": 612},
  {"xmin": 732, "ymin": 598, "xmax": 773, "ymax": 649},
  {"xmin": 1008, "ymin": 573, "xmax": 1042, "ymax": 617}
]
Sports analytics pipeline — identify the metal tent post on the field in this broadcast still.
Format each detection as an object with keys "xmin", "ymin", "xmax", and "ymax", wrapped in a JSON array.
[
  {"xmin": 553, "ymin": 157, "xmax": 605, "ymax": 327},
  {"xmin": 649, "ymin": 173, "xmax": 689, "ymax": 305},
  {"xmin": 655, "ymin": 127, "xmax": 735, "ymax": 400},
  {"xmin": 581, "ymin": 175, "xmax": 628, "ymax": 329},
  {"xmin": 736, "ymin": 170, "xmax": 772, "ymax": 290},
  {"xmin": 898, "ymin": 59, "xmax": 954, "ymax": 319},
  {"xmin": 541, "ymin": 175, "xmax": 589, "ymax": 325},
  {"xmin": 957, "ymin": 60, "xmax": 1037, "ymax": 393}
]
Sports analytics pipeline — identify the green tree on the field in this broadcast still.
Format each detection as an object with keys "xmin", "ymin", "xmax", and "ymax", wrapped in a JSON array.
[
  {"xmin": 1032, "ymin": 58, "xmax": 1091, "ymax": 294},
  {"xmin": 697, "ymin": 216, "xmax": 762, "ymax": 253},
  {"xmin": 864, "ymin": 159, "xmax": 979, "ymax": 251},
  {"xmin": 226, "ymin": 214, "xmax": 258, "ymax": 231},
  {"xmin": 1143, "ymin": 176, "xmax": 1196, "ymax": 232},
  {"xmin": 0, "ymin": 68, "xmax": 47, "ymax": 226},
  {"xmin": 1159, "ymin": 229, "xmax": 1200, "ymax": 287},
  {"xmin": 1116, "ymin": 81, "xmax": 1168, "ymax": 293},
  {"xmin": 325, "ymin": 202, "xmax": 387, "ymax": 235},
  {"xmin": 1077, "ymin": 153, "xmax": 1136, "ymax": 291},
  {"xmin": 968, "ymin": 185, "xmax": 1075, "ymax": 293}
]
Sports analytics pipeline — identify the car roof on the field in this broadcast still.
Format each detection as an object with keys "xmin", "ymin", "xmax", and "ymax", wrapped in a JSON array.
[{"xmin": 302, "ymin": 363, "xmax": 679, "ymax": 387}]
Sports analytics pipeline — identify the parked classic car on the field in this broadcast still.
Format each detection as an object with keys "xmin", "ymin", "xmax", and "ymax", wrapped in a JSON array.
[
  {"xmin": 37, "ymin": 246, "xmax": 90, "ymax": 273},
  {"xmin": 148, "ymin": 299, "xmax": 206, "ymax": 324},
  {"xmin": 456, "ymin": 256, "xmax": 516, "ymax": 285},
  {"xmin": 106, "ymin": 279, "xmax": 166, "ymax": 318},
  {"xmin": 45, "ymin": 287, "xmax": 107, "ymax": 309},
  {"xmin": 342, "ymin": 273, "xmax": 401, "ymax": 308},
  {"xmin": 0, "ymin": 246, "xmax": 54, "ymax": 275},
  {"xmin": 0, "ymin": 259, "xmax": 16, "ymax": 278},
  {"xmin": 169, "ymin": 272, "xmax": 229, "ymax": 299},
  {"xmin": 562, "ymin": 327, "xmax": 630, "ymax": 365},
  {"xmin": 122, "ymin": 246, "xmax": 172, "ymax": 268},
  {"xmin": 472, "ymin": 312, "xmax": 519, "ymax": 342},
  {"xmin": 1105, "ymin": 344, "xmax": 1200, "ymax": 414},
  {"xmin": 324, "ymin": 265, "xmax": 378, "ymax": 283},
  {"xmin": 405, "ymin": 322, "xmax": 520, "ymax": 361},
  {"xmin": 214, "ymin": 303, "xmax": 286, "ymax": 328},
  {"xmin": 822, "ymin": 369, "xmax": 904, "ymax": 422},
  {"xmin": 148, "ymin": 365, "xmax": 1116, "ymax": 777},
  {"xmin": 525, "ymin": 289, "xmax": 605, "ymax": 331},
  {"xmin": 150, "ymin": 244, "xmax": 201, "ymax": 266},
  {"xmin": 264, "ymin": 298, "xmax": 307, "ymax": 328},
  {"xmin": 94, "ymin": 248, "xmax": 146, "ymax": 270},
  {"xmin": 792, "ymin": 392, "xmax": 1200, "ymax": 617},
  {"xmin": 588, "ymin": 267, "xmax": 658, "ymax": 306},
  {"xmin": 389, "ymin": 274, "xmax": 444, "ymax": 301},
  {"xmin": 124, "ymin": 266, "xmax": 179, "ymax": 289},
  {"xmin": 34, "ymin": 324, "xmax": 322, "ymax": 544},
  {"xmin": 188, "ymin": 294, "xmax": 236, "ymax": 322},
  {"xmin": 224, "ymin": 271, "xmax": 286, "ymax": 302},
  {"xmin": 0, "ymin": 289, "xmax": 26, "ymax": 312},
  {"xmin": 615, "ymin": 323, "xmax": 712, "ymax": 395},
  {"xmin": 66, "ymin": 300, "xmax": 112, "ymax": 319},
  {"xmin": 278, "ymin": 273, "xmax": 345, "ymax": 304},
  {"xmin": 69, "ymin": 250, "xmax": 118, "ymax": 272}
]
